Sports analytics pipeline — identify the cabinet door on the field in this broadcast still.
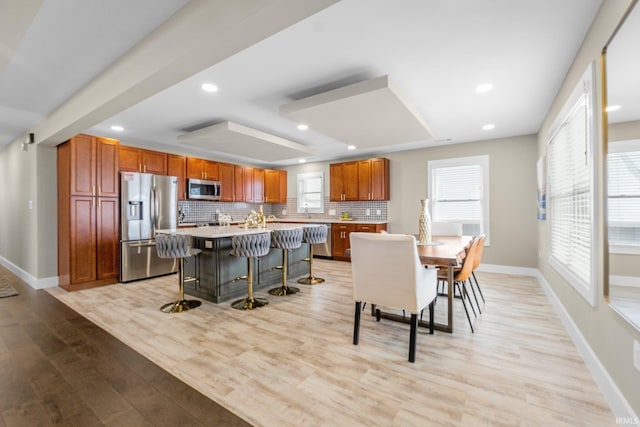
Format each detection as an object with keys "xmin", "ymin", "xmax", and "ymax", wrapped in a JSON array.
[
  {"xmin": 96, "ymin": 197, "xmax": 119, "ymax": 281},
  {"xmin": 168, "ymin": 155, "xmax": 187, "ymax": 200},
  {"xmin": 253, "ymin": 168, "xmax": 265, "ymax": 203},
  {"xmin": 141, "ymin": 150, "xmax": 167, "ymax": 175},
  {"xmin": 244, "ymin": 167, "xmax": 254, "ymax": 202},
  {"xmin": 186, "ymin": 157, "xmax": 204, "ymax": 179},
  {"xmin": 343, "ymin": 161, "xmax": 359, "ymax": 201},
  {"xmin": 96, "ymin": 137, "xmax": 119, "ymax": 198},
  {"xmin": 264, "ymin": 169, "xmax": 279, "ymax": 203},
  {"xmin": 358, "ymin": 159, "xmax": 371, "ymax": 200},
  {"xmin": 234, "ymin": 166, "xmax": 245, "ymax": 202},
  {"xmin": 119, "ymin": 146, "xmax": 141, "ymax": 172},
  {"xmin": 70, "ymin": 196, "xmax": 97, "ymax": 283},
  {"xmin": 329, "ymin": 163, "xmax": 344, "ymax": 201},
  {"xmin": 370, "ymin": 158, "xmax": 390, "ymax": 201},
  {"xmin": 219, "ymin": 163, "xmax": 235, "ymax": 202},
  {"xmin": 332, "ymin": 224, "xmax": 356, "ymax": 258},
  {"xmin": 279, "ymin": 170, "xmax": 287, "ymax": 203},
  {"xmin": 203, "ymin": 161, "xmax": 219, "ymax": 180},
  {"xmin": 70, "ymin": 134, "xmax": 96, "ymax": 196}
]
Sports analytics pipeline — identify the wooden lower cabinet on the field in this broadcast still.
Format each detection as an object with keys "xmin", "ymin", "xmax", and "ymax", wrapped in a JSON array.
[{"xmin": 331, "ymin": 223, "xmax": 387, "ymax": 261}]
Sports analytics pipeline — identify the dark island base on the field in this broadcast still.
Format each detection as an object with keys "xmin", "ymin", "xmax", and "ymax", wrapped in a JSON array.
[{"xmin": 182, "ymin": 237, "xmax": 311, "ymax": 304}]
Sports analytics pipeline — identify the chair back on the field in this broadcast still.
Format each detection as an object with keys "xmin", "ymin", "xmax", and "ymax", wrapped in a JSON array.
[
  {"xmin": 473, "ymin": 234, "xmax": 486, "ymax": 270},
  {"xmin": 350, "ymin": 232, "xmax": 437, "ymax": 314},
  {"xmin": 271, "ymin": 227, "xmax": 303, "ymax": 250},
  {"xmin": 156, "ymin": 233, "xmax": 195, "ymax": 259},
  {"xmin": 454, "ymin": 237, "xmax": 479, "ymax": 282},
  {"xmin": 231, "ymin": 232, "xmax": 271, "ymax": 258},
  {"xmin": 431, "ymin": 222, "xmax": 462, "ymax": 236},
  {"xmin": 302, "ymin": 224, "xmax": 328, "ymax": 244}
]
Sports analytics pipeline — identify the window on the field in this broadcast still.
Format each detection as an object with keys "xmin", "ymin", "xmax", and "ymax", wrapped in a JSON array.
[
  {"xmin": 608, "ymin": 140, "xmax": 640, "ymax": 254},
  {"xmin": 427, "ymin": 155, "xmax": 490, "ymax": 243},
  {"xmin": 547, "ymin": 63, "xmax": 596, "ymax": 306},
  {"xmin": 297, "ymin": 172, "xmax": 324, "ymax": 214}
]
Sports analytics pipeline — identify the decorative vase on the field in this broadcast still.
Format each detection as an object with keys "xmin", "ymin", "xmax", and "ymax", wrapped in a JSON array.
[{"xmin": 418, "ymin": 199, "xmax": 431, "ymax": 244}]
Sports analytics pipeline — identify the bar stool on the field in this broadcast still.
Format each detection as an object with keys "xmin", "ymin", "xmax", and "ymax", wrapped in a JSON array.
[
  {"xmin": 269, "ymin": 227, "xmax": 303, "ymax": 296},
  {"xmin": 298, "ymin": 224, "xmax": 328, "ymax": 285},
  {"xmin": 230, "ymin": 232, "xmax": 271, "ymax": 310},
  {"xmin": 156, "ymin": 233, "xmax": 202, "ymax": 313}
]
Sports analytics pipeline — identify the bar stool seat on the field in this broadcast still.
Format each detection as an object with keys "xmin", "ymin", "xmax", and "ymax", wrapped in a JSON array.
[
  {"xmin": 298, "ymin": 224, "xmax": 328, "ymax": 285},
  {"xmin": 156, "ymin": 233, "xmax": 202, "ymax": 313},
  {"xmin": 269, "ymin": 227, "xmax": 303, "ymax": 296},
  {"xmin": 230, "ymin": 232, "xmax": 271, "ymax": 310}
]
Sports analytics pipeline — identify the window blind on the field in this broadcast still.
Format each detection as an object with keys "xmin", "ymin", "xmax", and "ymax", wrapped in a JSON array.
[
  {"xmin": 608, "ymin": 150, "xmax": 640, "ymax": 245},
  {"xmin": 548, "ymin": 93, "xmax": 593, "ymax": 290},
  {"xmin": 433, "ymin": 164, "xmax": 482, "ymax": 223}
]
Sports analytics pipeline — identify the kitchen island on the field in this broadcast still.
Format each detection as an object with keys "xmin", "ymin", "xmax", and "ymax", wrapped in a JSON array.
[{"xmin": 157, "ymin": 223, "xmax": 312, "ymax": 304}]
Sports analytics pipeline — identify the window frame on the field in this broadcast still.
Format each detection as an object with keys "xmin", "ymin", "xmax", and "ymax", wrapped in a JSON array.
[
  {"xmin": 296, "ymin": 171, "xmax": 324, "ymax": 214},
  {"xmin": 427, "ymin": 154, "xmax": 490, "ymax": 245},
  {"xmin": 546, "ymin": 63, "xmax": 598, "ymax": 307},
  {"xmin": 608, "ymin": 139, "xmax": 640, "ymax": 255}
]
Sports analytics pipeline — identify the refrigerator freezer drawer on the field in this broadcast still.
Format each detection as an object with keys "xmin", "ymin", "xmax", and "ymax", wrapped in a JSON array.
[{"xmin": 120, "ymin": 240, "xmax": 177, "ymax": 282}]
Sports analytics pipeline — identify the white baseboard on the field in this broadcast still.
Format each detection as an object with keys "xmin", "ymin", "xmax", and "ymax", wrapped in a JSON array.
[
  {"xmin": 535, "ymin": 271, "xmax": 637, "ymax": 420},
  {"xmin": 610, "ymin": 275, "xmax": 640, "ymax": 288},
  {"xmin": 476, "ymin": 263, "xmax": 538, "ymax": 277},
  {"xmin": 0, "ymin": 256, "xmax": 58, "ymax": 289}
]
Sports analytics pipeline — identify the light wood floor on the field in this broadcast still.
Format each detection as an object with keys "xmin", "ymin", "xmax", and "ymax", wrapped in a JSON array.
[{"xmin": 48, "ymin": 260, "xmax": 615, "ymax": 426}]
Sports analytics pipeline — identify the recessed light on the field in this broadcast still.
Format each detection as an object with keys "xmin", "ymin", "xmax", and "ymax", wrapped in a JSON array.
[
  {"xmin": 482, "ymin": 124, "xmax": 495, "ymax": 131},
  {"xmin": 298, "ymin": 159, "xmax": 306, "ymax": 163},
  {"xmin": 111, "ymin": 125, "xmax": 124, "ymax": 132},
  {"xmin": 297, "ymin": 124, "xmax": 309, "ymax": 131},
  {"xmin": 201, "ymin": 83, "xmax": 218, "ymax": 93},
  {"xmin": 347, "ymin": 145, "xmax": 356, "ymax": 150},
  {"xmin": 606, "ymin": 105, "xmax": 621, "ymax": 112},
  {"xmin": 476, "ymin": 83, "xmax": 493, "ymax": 93}
]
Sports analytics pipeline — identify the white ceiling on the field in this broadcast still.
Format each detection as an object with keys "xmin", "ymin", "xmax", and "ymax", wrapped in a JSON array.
[{"xmin": 1, "ymin": 0, "xmax": 607, "ymax": 166}]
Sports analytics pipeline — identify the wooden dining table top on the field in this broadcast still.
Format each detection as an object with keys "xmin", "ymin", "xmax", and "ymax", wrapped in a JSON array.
[{"xmin": 416, "ymin": 235, "xmax": 474, "ymax": 267}]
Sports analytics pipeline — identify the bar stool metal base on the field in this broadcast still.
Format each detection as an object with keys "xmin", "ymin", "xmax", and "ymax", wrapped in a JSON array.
[
  {"xmin": 297, "ymin": 276, "xmax": 325, "ymax": 285},
  {"xmin": 268, "ymin": 285, "xmax": 300, "ymax": 296},
  {"xmin": 231, "ymin": 297, "xmax": 268, "ymax": 310},
  {"xmin": 161, "ymin": 299, "xmax": 202, "ymax": 313}
]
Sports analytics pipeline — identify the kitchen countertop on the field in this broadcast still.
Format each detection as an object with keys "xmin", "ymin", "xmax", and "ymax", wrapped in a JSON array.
[
  {"xmin": 159, "ymin": 223, "xmax": 310, "ymax": 239},
  {"xmin": 177, "ymin": 218, "xmax": 388, "ymax": 227}
]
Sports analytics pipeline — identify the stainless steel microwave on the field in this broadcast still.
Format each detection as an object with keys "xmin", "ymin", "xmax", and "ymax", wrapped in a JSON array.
[{"xmin": 187, "ymin": 178, "xmax": 221, "ymax": 201}]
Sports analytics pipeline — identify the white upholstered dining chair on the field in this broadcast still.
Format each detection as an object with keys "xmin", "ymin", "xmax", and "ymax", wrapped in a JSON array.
[{"xmin": 350, "ymin": 232, "xmax": 438, "ymax": 363}]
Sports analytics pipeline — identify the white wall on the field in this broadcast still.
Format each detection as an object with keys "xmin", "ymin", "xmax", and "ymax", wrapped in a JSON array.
[
  {"xmin": 286, "ymin": 133, "xmax": 538, "ymax": 268},
  {"xmin": 536, "ymin": 0, "xmax": 640, "ymax": 415},
  {"xmin": 0, "ymin": 140, "xmax": 57, "ymax": 287}
]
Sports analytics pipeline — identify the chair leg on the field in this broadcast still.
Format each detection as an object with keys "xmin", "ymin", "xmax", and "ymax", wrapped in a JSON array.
[
  {"xmin": 353, "ymin": 301, "xmax": 361, "ymax": 345},
  {"xmin": 472, "ymin": 271, "xmax": 486, "ymax": 303},
  {"xmin": 467, "ymin": 278, "xmax": 482, "ymax": 315},
  {"xmin": 161, "ymin": 258, "xmax": 202, "ymax": 313},
  {"xmin": 269, "ymin": 248, "xmax": 300, "ymax": 296},
  {"xmin": 409, "ymin": 313, "xmax": 418, "ymax": 363},
  {"xmin": 429, "ymin": 301, "xmax": 434, "ymax": 335},
  {"xmin": 297, "ymin": 244, "xmax": 325, "ymax": 284},
  {"xmin": 375, "ymin": 308, "xmax": 381, "ymax": 322},
  {"xmin": 461, "ymin": 281, "xmax": 477, "ymax": 318},
  {"xmin": 455, "ymin": 282, "xmax": 475, "ymax": 333}
]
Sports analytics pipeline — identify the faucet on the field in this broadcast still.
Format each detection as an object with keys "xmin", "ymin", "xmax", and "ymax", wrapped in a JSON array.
[{"xmin": 304, "ymin": 203, "xmax": 311, "ymax": 218}]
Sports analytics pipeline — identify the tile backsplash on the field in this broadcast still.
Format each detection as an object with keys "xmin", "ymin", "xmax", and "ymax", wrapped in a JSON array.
[{"xmin": 178, "ymin": 197, "xmax": 388, "ymax": 223}]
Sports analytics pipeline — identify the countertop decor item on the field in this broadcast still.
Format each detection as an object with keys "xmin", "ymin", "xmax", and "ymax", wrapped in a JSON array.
[{"xmin": 418, "ymin": 199, "xmax": 432, "ymax": 245}]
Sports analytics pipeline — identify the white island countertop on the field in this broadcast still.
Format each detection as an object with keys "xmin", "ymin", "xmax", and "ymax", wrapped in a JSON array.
[{"xmin": 158, "ymin": 223, "xmax": 312, "ymax": 239}]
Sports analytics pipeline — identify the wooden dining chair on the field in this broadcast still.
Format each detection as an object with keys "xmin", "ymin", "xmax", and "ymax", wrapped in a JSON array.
[
  {"xmin": 438, "ymin": 237, "xmax": 480, "ymax": 333},
  {"xmin": 350, "ymin": 232, "xmax": 438, "ymax": 363},
  {"xmin": 470, "ymin": 234, "xmax": 487, "ymax": 305}
]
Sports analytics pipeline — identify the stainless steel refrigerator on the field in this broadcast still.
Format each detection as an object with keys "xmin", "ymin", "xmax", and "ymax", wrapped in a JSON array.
[{"xmin": 120, "ymin": 172, "xmax": 179, "ymax": 282}]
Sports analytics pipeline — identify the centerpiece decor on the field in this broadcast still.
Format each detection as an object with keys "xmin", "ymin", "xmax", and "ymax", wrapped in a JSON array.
[{"xmin": 418, "ymin": 199, "xmax": 431, "ymax": 244}]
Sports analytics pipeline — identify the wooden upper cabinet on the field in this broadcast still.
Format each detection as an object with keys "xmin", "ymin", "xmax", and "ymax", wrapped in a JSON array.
[
  {"xmin": 244, "ymin": 166, "xmax": 254, "ymax": 202},
  {"xmin": 234, "ymin": 165, "xmax": 246, "ymax": 202},
  {"xmin": 118, "ymin": 146, "xmax": 167, "ymax": 174},
  {"xmin": 253, "ymin": 168, "xmax": 265, "ymax": 203},
  {"xmin": 167, "ymin": 154, "xmax": 187, "ymax": 200},
  {"xmin": 330, "ymin": 161, "xmax": 358, "ymax": 201},
  {"xmin": 332, "ymin": 158, "xmax": 389, "ymax": 201},
  {"xmin": 218, "ymin": 163, "xmax": 235, "ymax": 202},
  {"xmin": 70, "ymin": 134, "xmax": 118, "ymax": 197},
  {"xmin": 358, "ymin": 158, "xmax": 389, "ymax": 201},
  {"xmin": 95, "ymin": 137, "xmax": 120, "ymax": 197},
  {"xmin": 265, "ymin": 169, "xmax": 287, "ymax": 203},
  {"xmin": 186, "ymin": 157, "xmax": 219, "ymax": 180}
]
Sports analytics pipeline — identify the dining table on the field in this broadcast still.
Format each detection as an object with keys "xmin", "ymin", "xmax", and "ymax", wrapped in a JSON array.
[{"xmin": 371, "ymin": 235, "xmax": 474, "ymax": 333}]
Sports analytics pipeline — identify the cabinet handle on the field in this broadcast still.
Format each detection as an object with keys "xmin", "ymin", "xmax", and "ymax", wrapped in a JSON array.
[
  {"xmin": 143, "ymin": 164, "xmax": 147, "ymax": 173},
  {"xmin": 98, "ymin": 186, "xmax": 102, "ymax": 196},
  {"xmin": 139, "ymin": 164, "xmax": 142, "ymax": 172},
  {"xmin": 92, "ymin": 185, "xmax": 96, "ymax": 196},
  {"xmin": 92, "ymin": 196, "xmax": 95, "ymax": 208},
  {"xmin": 98, "ymin": 198, "xmax": 101, "ymax": 208},
  {"xmin": 203, "ymin": 172, "xmax": 207, "ymax": 179}
]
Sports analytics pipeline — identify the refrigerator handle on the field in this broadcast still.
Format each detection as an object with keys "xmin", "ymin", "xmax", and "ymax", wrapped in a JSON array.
[
  {"xmin": 153, "ymin": 187, "xmax": 160, "ymax": 233},
  {"xmin": 149, "ymin": 187, "xmax": 156, "ymax": 237}
]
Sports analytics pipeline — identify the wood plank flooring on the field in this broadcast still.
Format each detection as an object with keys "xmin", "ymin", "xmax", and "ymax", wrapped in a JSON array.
[
  {"xmin": 0, "ymin": 265, "xmax": 248, "ymax": 426},
  {"xmin": 46, "ymin": 259, "xmax": 615, "ymax": 426}
]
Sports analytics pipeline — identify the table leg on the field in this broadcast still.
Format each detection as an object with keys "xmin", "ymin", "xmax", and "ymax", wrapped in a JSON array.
[{"xmin": 446, "ymin": 264, "xmax": 454, "ymax": 332}]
